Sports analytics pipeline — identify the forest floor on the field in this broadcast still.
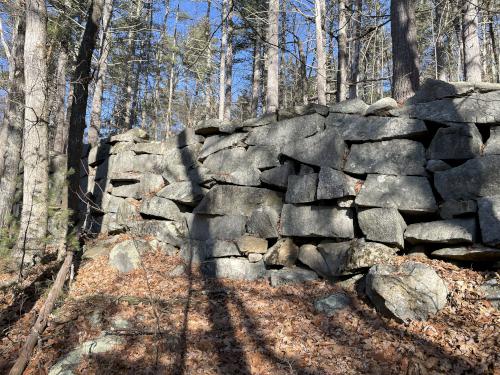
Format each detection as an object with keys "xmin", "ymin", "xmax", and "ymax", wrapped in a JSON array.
[{"xmin": 0, "ymin": 237, "xmax": 499, "ymax": 375}]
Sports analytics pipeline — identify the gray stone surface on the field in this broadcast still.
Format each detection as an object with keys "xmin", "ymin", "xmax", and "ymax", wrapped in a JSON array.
[
  {"xmin": 326, "ymin": 113, "xmax": 428, "ymax": 141},
  {"xmin": 112, "ymin": 173, "xmax": 165, "ymax": 199},
  {"xmin": 270, "ymin": 267, "xmax": 319, "ymax": 287},
  {"xmin": 431, "ymin": 245, "xmax": 500, "ymax": 262},
  {"xmin": 148, "ymin": 239, "xmax": 178, "ymax": 256},
  {"xmin": 101, "ymin": 193, "xmax": 125, "ymax": 213},
  {"xmin": 285, "ymin": 173, "xmax": 318, "ymax": 203},
  {"xmin": 88, "ymin": 144, "xmax": 110, "ymax": 166},
  {"xmin": 109, "ymin": 239, "xmax": 151, "ymax": 272},
  {"xmin": 298, "ymin": 244, "xmax": 330, "ymax": 277},
  {"xmin": 484, "ymin": 127, "xmax": 500, "ymax": 155},
  {"xmin": 237, "ymin": 235, "xmax": 268, "ymax": 254},
  {"xmin": 355, "ymin": 174, "xmax": 437, "ymax": 213},
  {"xmin": 185, "ymin": 213, "xmax": 246, "ymax": 241},
  {"xmin": 160, "ymin": 145, "xmax": 201, "ymax": 183},
  {"xmin": 248, "ymin": 253, "xmax": 263, "ymax": 263},
  {"xmin": 179, "ymin": 239, "xmax": 241, "ymax": 263},
  {"xmin": 358, "ymin": 208, "xmax": 407, "ymax": 248},
  {"xmin": 242, "ymin": 112, "xmax": 277, "ymax": 128},
  {"xmin": 434, "ymin": 156, "xmax": 500, "ymax": 200},
  {"xmin": 246, "ymin": 207, "xmax": 280, "ymax": 238},
  {"xmin": 115, "ymin": 198, "xmax": 139, "ymax": 226},
  {"xmin": 157, "ymin": 181, "xmax": 205, "ymax": 206},
  {"xmin": 365, "ymin": 262, "xmax": 448, "ymax": 322},
  {"xmin": 427, "ymin": 124, "xmax": 483, "ymax": 160},
  {"xmin": 439, "ymin": 200, "xmax": 477, "ymax": 219},
  {"xmin": 132, "ymin": 220, "xmax": 187, "ymax": 246},
  {"xmin": 245, "ymin": 146, "xmax": 280, "ymax": 169},
  {"xmin": 318, "ymin": 240, "xmax": 397, "ymax": 276},
  {"xmin": 280, "ymin": 204, "xmax": 354, "ymax": 238},
  {"xmin": 140, "ymin": 196, "xmax": 182, "ymax": 221},
  {"xmin": 292, "ymin": 103, "xmax": 330, "ymax": 116},
  {"xmin": 314, "ymin": 293, "xmax": 351, "ymax": 316},
  {"xmin": 201, "ymin": 258, "xmax": 267, "ymax": 280},
  {"xmin": 110, "ymin": 128, "xmax": 148, "ymax": 143},
  {"xmin": 194, "ymin": 185, "xmax": 283, "ymax": 217},
  {"xmin": 481, "ymin": 278, "xmax": 500, "ymax": 309},
  {"xmin": 131, "ymin": 129, "xmax": 203, "ymax": 154},
  {"xmin": 263, "ymin": 238, "xmax": 299, "ymax": 267},
  {"xmin": 426, "ymin": 160, "xmax": 452, "ymax": 172},
  {"xmin": 329, "ymin": 98, "xmax": 369, "ymax": 115},
  {"xmin": 199, "ymin": 133, "xmax": 247, "ymax": 159},
  {"xmin": 316, "ymin": 168, "xmax": 360, "ymax": 200},
  {"xmin": 344, "ymin": 139, "xmax": 426, "ymax": 176},
  {"xmin": 281, "ymin": 127, "xmax": 347, "ymax": 169},
  {"xmin": 260, "ymin": 161, "xmax": 295, "ymax": 189},
  {"xmin": 404, "ymin": 218, "xmax": 477, "ymax": 244},
  {"xmin": 365, "ymin": 97, "xmax": 398, "ymax": 116},
  {"xmin": 478, "ymin": 196, "xmax": 500, "ymax": 247},
  {"xmin": 193, "ymin": 118, "xmax": 231, "ymax": 135}
]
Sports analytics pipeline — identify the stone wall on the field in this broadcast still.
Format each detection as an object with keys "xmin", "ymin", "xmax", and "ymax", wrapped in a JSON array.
[{"xmin": 80, "ymin": 79, "xmax": 500, "ymax": 283}]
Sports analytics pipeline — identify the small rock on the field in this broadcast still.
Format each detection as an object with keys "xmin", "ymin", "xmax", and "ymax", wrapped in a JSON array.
[
  {"xmin": 264, "ymin": 238, "xmax": 299, "ymax": 267},
  {"xmin": 148, "ymin": 239, "xmax": 178, "ymax": 256},
  {"xmin": 237, "ymin": 235, "xmax": 268, "ymax": 254},
  {"xmin": 109, "ymin": 240, "xmax": 150, "ymax": 272},
  {"xmin": 314, "ymin": 293, "xmax": 351, "ymax": 316},
  {"xmin": 480, "ymin": 278, "xmax": 500, "ymax": 308},
  {"xmin": 478, "ymin": 195, "xmax": 500, "ymax": 247},
  {"xmin": 201, "ymin": 258, "xmax": 267, "ymax": 280},
  {"xmin": 270, "ymin": 267, "xmax": 319, "ymax": 287},
  {"xmin": 298, "ymin": 244, "xmax": 330, "ymax": 277},
  {"xmin": 168, "ymin": 264, "xmax": 186, "ymax": 277},
  {"xmin": 248, "ymin": 253, "xmax": 263, "ymax": 263},
  {"xmin": 110, "ymin": 128, "xmax": 148, "ymax": 143},
  {"xmin": 329, "ymin": 98, "xmax": 369, "ymax": 115},
  {"xmin": 365, "ymin": 97, "xmax": 398, "ymax": 116}
]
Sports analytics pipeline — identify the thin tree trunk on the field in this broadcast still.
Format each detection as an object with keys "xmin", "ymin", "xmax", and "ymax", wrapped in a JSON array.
[
  {"xmin": 488, "ymin": 13, "xmax": 499, "ymax": 82},
  {"xmin": 315, "ymin": 0, "xmax": 327, "ymax": 105},
  {"xmin": 250, "ymin": 30, "xmax": 262, "ymax": 116},
  {"xmin": 337, "ymin": 0, "xmax": 348, "ymax": 102},
  {"xmin": 0, "ymin": 5, "xmax": 25, "ymax": 229},
  {"xmin": 349, "ymin": 0, "xmax": 362, "ymax": 98},
  {"xmin": 390, "ymin": 0, "xmax": 420, "ymax": 103},
  {"xmin": 52, "ymin": 45, "xmax": 69, "ymax": 154},
  {"xmin": 279, "ymin": 0, "xmax": 287, "ymax": 109},
  {"xmin": 205, "ymin": 0, "xmax": 213, "ymax": 118},
  {"xmin": 266, "ymin": 0, "xmax": 279, "ymax": 113},
  {"xmin": 454, "ymin": 15, "xmax": 464, "ymax": 80},
  {"xmin": 15, "ymin": 0, "xmax": 49, "ymax": 268},
  {"xmin": 434, "ymin": 0, "xmax": 448, "ymax": 80},
  {"xmin": 223, "ymin": 0, "xmax": 233, "ymax": 121},
  {"xmin": 166, "ymin": 5, "xmax": 179, "ymax": 136},
  {"xmin": 218, "ymin": 0, "xmax": 228, "ymax": 120},
  {"xmin": 462, "ymin": 0, "xmax": 482, "ymax": 81}
]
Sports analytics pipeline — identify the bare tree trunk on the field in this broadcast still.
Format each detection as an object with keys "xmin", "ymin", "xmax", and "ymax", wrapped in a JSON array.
[
  {"xmin": 433, "ymin": 0, "xmax": 448, "ymax": 80},
  {"xmin": 218, "ymin": 0, "xmax": 228, "ymax": 120},
  {"xmin": 462, "ymin": 0, "xmax": 482, "ymax": 82},
  {"xmin": 297, "ymin": 38, "xmax": 308, "ymax": 104},
  {"xmin": 349, "ymin": 0, "xmax": 362, "ymax": 98},
  {"xmin": 205, "ymin": 0, "xmax": 213, "ymax": 118},
  {"xmin": 15, "ymin": 0, "xmax": 49, "ymax": 268},
  {"xmin": 390, "ymin": 0, "xmax": 420, "ymax": 103},
  {"xmin": 89, "ymin": 0, "xmax": 114, "ymax": 144},
  {"xmin": 51, "ymin": 45, "xmax": 68, "ymax": 154},
  {"xmin": 487, "ymin": 13, "xmax": 499, "ymax": 83},
  {"xmin": 279, "ymin": 0, "xmax": 287, "ymax": 109},
  {"xmin": 454, "ymin": 15, "xmax": 464, "ymax": 80},
  {"xmin": 266, "ymin": 0, "xmax": 279, "ymax": 113},
  {"xmin": 166, "ymin": 5, "xmax": 179, "ymax": 136},
  {"xmin": 336, "ymin": 0, "xmax": 348, "ymax": 102},
  {"xmin": 315, "ymin": 0, "xmax": 327, "ymax": 105},
  {"xmin": 0, "ymin": 5, "xmax": 25, "ymax": 228},
  {"xmin": 224, "ymin": 0, "xmax": 233, "ymax": 122},
  {"xmin": 250, "ymin": 30, "xmax": 262, "ymax": 116}
]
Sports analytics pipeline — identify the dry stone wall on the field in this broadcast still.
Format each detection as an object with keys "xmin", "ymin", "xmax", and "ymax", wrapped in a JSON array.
[{"xmin": 80, "ymin": 79, "xmax": 500, "ymax": 285}]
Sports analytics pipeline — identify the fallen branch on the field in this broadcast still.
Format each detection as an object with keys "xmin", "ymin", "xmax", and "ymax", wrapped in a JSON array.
[{"xmin": 9, "ymin": 251, "xmax": 74, "ymax": 375}]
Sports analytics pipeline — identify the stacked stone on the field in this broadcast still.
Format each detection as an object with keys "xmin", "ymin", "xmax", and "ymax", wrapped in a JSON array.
[{"xmin": 81, "ymin": 79, "xmax": 500, "ymax": 286}]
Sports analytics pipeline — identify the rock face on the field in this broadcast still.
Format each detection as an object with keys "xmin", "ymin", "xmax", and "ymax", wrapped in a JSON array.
[
  {"xmin": 157, "ymin": 181, "xmax": 205, "ymax": 206},
  {"xmin": 269, "ymin": 267, "xmax": 318, "ymax": 287},
  {"xmin": 201, "ymin": 258, "xmax": 267, "ymax": 280},
  {"xmin": 439, "ymin": 200, "xmax": 477, "ymax": 219},
  {"xmin": 355, "ymin": 175, "xmax": 437, "ymax": 213},
  {"xmin": 427, "ymin": 124, "xmax": 483, "ymax": 160},
  {"xmin": 316, "ymin": 168, "xmax": 359, "ymax": 200},
  {"xmin": 365, "ymin": 97, "xmax": 398, "ymax": 116},
  {"xmin": 404, "ymin": 218, "xmax": 477, "ymax": 244},
  {"xmin": 199, "ymin": 133, "xmax": 247, "ymax": 159},
  {"xmin": 246, "ymin": 207, "xmax": 280, "ymax": 238},
  {"xmin": 484, "ymin": 127, "xmax": 500, "ymax": 155},
  {"xmin": 286, "ymin": 173, "xmax": 318, "ymax": 203},
  {"xmin": 298, "ymin": 244, "xmax": 330, "ymax": 277},
  {"xmin": 314, "ymin": 293, "xmax": 351, "ymax": 316},
  {"xmin": 109, "ymin": 240, "xmax": 150, "ymax": 272},
  {"xmin": 358, "ymin": 208, "xmax": 407, "ymax": 248},
  {"xmin": 260, "ymin": 162, "xmax": 295, "ymax": 189},
  {"xmin": 140, "ymin": 196, "xmax": 182, "ymax": 221},
  {"xmin": 185, "ymin": 214, "xmax": 246, "ymax": 241},
  {"xmin": 344, "ymin": 139, "xmax": 426, "ymax": 176},
  {"xmin": 366, "ymin": 262, "xmax": 448, "ymax": 322},
  {"xmin": 478, "ymin": 196, "xmax": 500, "ymax": 247},
  {"xmin": 431, "ymin": 245, "xmax": 500, "ymax": 261},
  {"xmin": 263, "ymin": 238, "xmax": 299, "ymax": 267},
  {"xmin": 329, "ymin": 98, "xmax": 368, "ymax": 115},
  {"xmin": 237, "ymin": 235, "xmax": 268, "ymax": 254}
]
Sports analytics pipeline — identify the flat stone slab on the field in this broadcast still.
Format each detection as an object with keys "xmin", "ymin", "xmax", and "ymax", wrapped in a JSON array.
[
  {"xmin": 355, "ymin": 174, "xmax": 437, "ymax": 213},
  {"xmin": 426, "ymin": 160, "xmax": 452, "ymax": 173},
  {"xmin": 202, "ymin": 147, "xmax": 261, "ymax": 186},
  {"xmin": 325, "ymin": 113, "xmax": 428, "ymax": 141},
  {"xmin": 431, "ymin": 245, "xmax": 500, "ymax": 262},
  {"xmin": 185, "ymin": 213, "xmax": 246, "ymax": 241},
  {"xmin": 286, "ymin": 173, "xmax": 318, "ymax": 203},
  {"xmin": 157, "ymin": 181, "xmax": 205, "ymax": 206},
  {"xmin": 260, "ymin": 161, "xmax": 295, "ymax": 189},
  {"xmin": 427, "ymin": 124, "xmax": 482, "ymax": 160},
  {"xmin": 329, "ymin": 98, "xmax": 368, "ymax": 115},
  {"xmin": 358, "ymin": 208, "xmax": 407, "ymax": 248},
  {"xmin": 484, "ymin": 127, "xmax": 500, "ymax": 155},
  {"xmin": 246, "ymin": 207, "xmax": 280, "ymax": 239},
  {"xmin": 478, "ymin": 196, "xmax": 500, "ymax": 247},
  {"xmin": 404, "ymin": 218, "xmax": 477, "ymax": 244},
  {"xmin": 439, "ymin": 200, "xmax": 477, "ymax": 219},
  {"xmin": 132, "ymin": 220, "xmax": 187, "ymax": 247},
  {"xmin": 344, "ymin": 139, "xmax": 426, "ymax": 176},
  {"xmin": 317, "ymin": 168, "xmax": 360, "ymax": 200},
  {"xmin": 280, "ymin": 204, "xmax": 354, "ymax": 238},
  {"xmin": 139, "ymin": 196, "xmax": 182, "ymax": 221},
  {"xmin": 270, "ymin": 268, "xmax": 319, "ymax": 287},
  {"xmin": 298, "ymin": 244, "xmax": 330, "ymax": 277},
  {"xmin": 434, "ymin": 156, "xmax": 500, "ymax": 200},
  {"xmin": 199, "ymin": 133, "xmax": 247, "ymax": 159},
  {"xmin": 201, "ymin": 258, "xmax": 267, "ymax": 280},
  {"xmin": 179, "ymin": 239, "xmax": 241, "ymax": 263}
]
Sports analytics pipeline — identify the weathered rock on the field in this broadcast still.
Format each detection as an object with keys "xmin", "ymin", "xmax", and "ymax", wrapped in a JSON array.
[
  {"xmin": 260, "ymin": 161, "xmax": 296, "ymax": 189},
  {"xmin": 484, "ymin": 126, "xmax": 500, "ymax": 155},
  {"xmin": 202, "ymin": 147, "xmax": 261, "ymax": 186},
  {"xmin": 82, "ymin": 236, "xmax": 122, "ymax": 260},
  {"xmin": 242, "ymin": 112, "xmax": 277, "ymax": 128},
  {"xmin": 109, "ymin": 141, "xmax": 134, "ymax": 154},
  {"xmin": 185, "ymin": 213, "xmax": 246, "ymax": 241},
  {"xmin": 365, "ymin": 97, "xmax": 398, "ymax": 116},
  {"xmin": 358, "ymin": 208, "xmax": 407, "ymax": 248},
  {"xmin": 478, "ymin": 196, "xmax": 500, "ymax": 247},
  {"xmin": 109, "ymin": 239, "xmax": 150, "ymax": 272},
  {"xmin": 337, "ymin": 197, "xmax": 355, "ymax": 207},
  {"xmin": 326, "ymin": 113, "xmax": 428, "ymax": 141},
  {"xmin": 263, "ymin": 238, "xmax": 299, "ymax": 267},
  {"xmin": 431, "ymin": 245, "xmax": 500, "ymax": 262},
  {"xmin": 193, "ymin": 118, "xmax": 232, "ymax": 135},
  {"xmin": 314, "ymin": 293, "xmax": 351, "ymax": 316},
  {"xmin": 318, "ymin": 240, "xmax": 397, "ymax": 276},
  {"xmin": 434, "ymin": 156, "xmax": 500, "ymax": 200},
  {"xmin": 245, "ymin": 146, "xmax": 280, "ymax": 169},
  {"xmin": 298, "ymin": 244, "xmax": 330, "ymax": 277},
  {"xmin": 270, "ymin": 267, "xmax": 319, "ymax": 287},
  {"xmin": 133, "ymin": 129, "xmax": 203, "ymax": 154},
  {"xmin": 88, "ymin": 144, "xmax": 110, "ymax": 166},
  {"xmin": 115, "ymin": 198, "xmax": 139, "ymax": 226},
  {"xmin": 101, "ymin": 193, "xmax": 125, "ymax": 213},
  {"xmin": 286, "ymin": 173, "xmax": 318, "ymax": 203},
  {"xmin": 132, "ymin": 220, "xmax": 187, "ymax": 246},
  {"xmin": 426, "ymin": 159, "xmax": 452, "ymax": 172},
  {"xmin": 237, "ymin": 235, "xmax": 268, "ymax": 254},
  {"xmin": 280, "ymin": 204, "xmax": 354, "ymax": 238},
  {"xmin": 281, "ymin": 127, "xmax": 347, "ymax": 169},
  {"xmin": 201, "ymin": 258, "xmax": 267, "ymax": 280},
  {"xmin": 110, "ymin": 128, "xmax": 148, "ymax": 143},
  {"xmin": 316, "ymin": 168, "xmax": 360, "ymax": 200},
  {"xmin": 248, "ymin": 253, "xmax": 263, "ymax": 263},
  {"xmin": 344, "ymin": 139, "xmax": 426, "ymax": 176},
  {"xmin": 246, "ymin": 206, "xmax": 280, "ymax": 239},
  {"xmin": 194, "ymin": 185, "xmax": 283, "ymax": 217},
  {"xmin": 355, "ymin": 174, "xmax": 437, "ymax": 213},
  {"xmin": 140, "ymin": 196, "xmax": 182, "ymax": 221},
  {"xmin": 148, "ymin": 239, "xmax": 178, "ymax": 256},
  {"xmin": 109, "ymin": 171, "xmax": 142, "ymax": 183},
  {"xmin": 427, "ymin": 124, "xmax": 483, "ymax": 160},
  {"xmin": 199, "ymin": 133, "xmax": 247, "ymax": 159},
  {"xmin": 439, "ymin": 200, "xmax": 477, "ymax": 219},
  {"xmin": 157, "ymin": 181, "xmax": 205, "ymax": 206},
  {"xmin": 292, "ymin": 103, "xmax": 330, "ymax": 116},
  {"xmin": 112, "ymin": 173, "xmax": 165, "ymax": 199},
  {"xmin": 160, "ymin": 145, "xmax": 201, "ymax": 183},
  {"xmin": 180, "ymin": 239, "xmax": 240, "ymax": 263},
  {"xmin": 480, "ymin": 278, "xmax": 500, "ymax": 308},
  {"xmin": 365, "ymin": 262, "xmax": 448, "ymax": 322},
  {"xmin": 404, "ymin": 218, "xmax": 477, "ymax": 244},
  {"xmin": 329, "ymin": 98, "xmax": 369, "ymax": 115}
]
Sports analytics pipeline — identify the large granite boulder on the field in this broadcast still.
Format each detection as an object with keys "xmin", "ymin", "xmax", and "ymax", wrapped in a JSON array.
[
  {"xmin": 201, "ymin": 258, "xmax": 267, "ymax": 280},
  {"xmin": 298, "ymin": 244, "xmax": 330, "ymax": 277},
  {"xmin": 329, "ymin": 98, "xmax": 369, "ymax": 115},
  {"xmin": 358, "ymin": 208, "xmax": 407, "ymax": 248},
  {"xmin": 434, "ymin": 156, "xmax": 500, "ymax": 200},
  {"xmin": 484, "ymin": 127, "xmax": 500, "ymax": 155},
  {"xmin": 139, "ymin": 196, "xmax": 182, "ymax": 221},
  {"xmin": 355, "ymin": 174, "xmax": 437, "ymax": 213},
  {"xmin": 285, "ymin": 173, "xmax": 318, "ymax": 203},
  {"xmin": 157, "ymin": 181, "xmax": 205, "ymax": 206},
  {"xmin": 427, "ymin": 124, "xmax": 483, "ymax": 160},
  {"xmin": 404, "ymin": 218, "xmax": 477, "ymax": 244},
  {"xmin": 280, "ymin": 204, "xmax": 354, "ymax": 238},
  {"xmin": 263, "ymin": 238, "xmax": 299, "ymax": 267},
  {"xmin": 325, "ymin": 113, "xmax": 427, "ymax": 141},
  {"xmin": 431, "ymin": 245, "xmax": 500, "ymax": 262},
  {"xmin": 478, "ymin": 196, "xmax": 500, "ymax": 247},
  {"xmin": 365, "ymin": 262, "xmax": 448, "ymax": 322},
  {"xmin": 316, "ymin": 168, "xmax": 360, "ymax": 200},
  {"xmin": 344, "ymin": 139, "xmax": 426, "ymax": 176},
  {"xmin": 109, "ymin": 239, "xmax": 151, "ymax": 272},
  {"xmin": 185, "ymin": 213, "xmax": 246, "ymax": 241},
  {"xmin": 318, "ymin": 240, "xmax": 397, "ymax": 276}
]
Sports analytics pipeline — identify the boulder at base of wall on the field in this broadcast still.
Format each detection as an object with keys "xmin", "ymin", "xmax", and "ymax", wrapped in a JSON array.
[
  {"xmin": 201, "ymin": 258, "xmax": 267, "ymax": 280},
  {"xmin": 404, "ymin": 218, "xmax": 477, "ymax": 245},
  {"xmin": 358, "ymin": 208, "xmax": 407, "ymax": 248},
  {"xmin": 269, "ymin": 267, "xmax": 319, "ymax": 287},
  {"xmin": 264, "ymin": 238, "xmax": 299, "ymax": 267},
  {"xmin": 109, "ymin": 239, "xmax": 151, "ymax": 272}
]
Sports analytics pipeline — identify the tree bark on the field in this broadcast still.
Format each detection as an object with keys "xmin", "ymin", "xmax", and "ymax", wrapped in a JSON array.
[
  {"xmin": 315, "ymin": 0, "xmax": 327, "ymax": 105},
  {"xmin": 487, "ymin": 12, "xmax": 499, "ymax": 83},
  {"xmin": 266, "ymin": 0, "xmax": 279, "ymax": 113},
  {"xmin": 166, "ymin": 5, "xmax": 179, "ymax": 136},
  {"xmin": 218, "ymin": 0, "xmax": 228, "ymax": 120},
  {"xmin": 462, "ymin": 0, "xmax": 482, "ymax": 82},
  {"xmin": 204, "ymin": 0, "xmax": 213, "ymax": 118},
  {"xmin": 51, "ymin": 45, "xmax": 69, "ymax": 154},
  {"xmin": 390, "ymin": 0, "xmax": 420, "ymax": 103},
  {"xmin": 349, "ymin": 0, "xmax": 362, "ymax": 98},
  {"xmin": 15, "ymin": 0, "xmax": 49, "ymax": 268},
  {"xmin": 223, "ymin": 0, "xmax": 233, "ymax": 122},
  {"xmin": 336, "ymin": 0, "xmax": 348, "ymax": 102},
  {"xmin": 433, "ymin": 0, "xmax": 448, "ymax": 81},
  {"xmin": 250, "ymin": 30, "xmax": 262, "ymax": 116}
]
